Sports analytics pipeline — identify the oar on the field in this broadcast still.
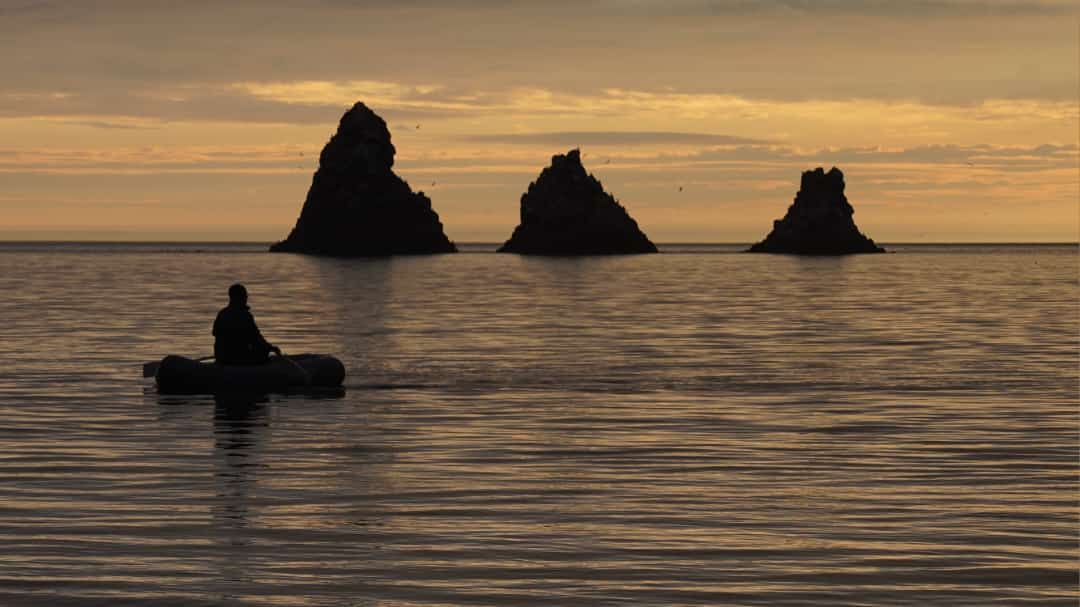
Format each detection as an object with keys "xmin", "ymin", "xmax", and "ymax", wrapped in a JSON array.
[
  {"xmin": 142, "ymin": 355, "xmax": 214, "ymax": 378},
  {"xmin": 276, "ymin": 351, "xmax": 312, "ymax": 386}
]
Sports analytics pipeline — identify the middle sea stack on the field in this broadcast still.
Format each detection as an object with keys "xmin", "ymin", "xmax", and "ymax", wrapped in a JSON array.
[
  {"xmin": 270, "ymin": 102, "xmax": 456, "ymax": 256},
  {"xmin": 498, "ymin": 149, "xmax": 657, "ymax": 255},
  {"xmin": 748, "ymin": 167, "xmax": 884, "ymax": 255}
]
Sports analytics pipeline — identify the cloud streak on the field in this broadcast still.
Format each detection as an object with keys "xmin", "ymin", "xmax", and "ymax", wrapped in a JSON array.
[
  {"xmin": 1, "ymin": 142, "xmax": 1072, "ymax": 175},
  {"xmin": 599, "ymin": 0, "xmax": 1078, "ymax": 17},
  {"xmin": 462, "ymin": 131, "xmax": 773, "ymax": 146},
  {"xmin": 3, "ymin": 82, "xmax": 1073, "ymax": 149},
  {"xmin": 1, "ymin": 1, "xmax": 1074, "ymax": 105}
]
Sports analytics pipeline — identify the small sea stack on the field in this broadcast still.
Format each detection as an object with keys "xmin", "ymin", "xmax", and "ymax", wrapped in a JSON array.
[
  {"xmin": 270, "ymin": 102, "xmax": 456, "ymax": 256},
  {"xmin": 748, "ymin": 167, "xmax": 884, "ymax": 255},
  {"xmin": 498, "ymin": 149, "xmax": 657, "ymax": 255}
]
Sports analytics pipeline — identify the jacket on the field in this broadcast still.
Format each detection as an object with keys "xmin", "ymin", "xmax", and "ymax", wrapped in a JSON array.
[{"xmin": 212, "ymin": 304, "xmax": 272, "ymax": 365}]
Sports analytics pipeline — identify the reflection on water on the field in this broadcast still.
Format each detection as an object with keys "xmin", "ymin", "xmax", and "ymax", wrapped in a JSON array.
[
  {"xmin": 211, "ymin": 395, "xmax": 267, "ymax": 599},
  {"xmin": 212, "ymin": 395, "xmax": 267, "ymax": 530},
  {"xmin": 0, "ymin": 243, "xmax": 1075, "ymax": 606}
]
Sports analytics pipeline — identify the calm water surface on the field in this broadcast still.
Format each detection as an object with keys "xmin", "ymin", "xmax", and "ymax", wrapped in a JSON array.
[{"xmin": 0, "ymin": 243, "xmax": 1076, "ymax": 606}]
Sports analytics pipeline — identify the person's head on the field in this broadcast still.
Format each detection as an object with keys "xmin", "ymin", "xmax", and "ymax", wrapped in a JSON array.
[{"xmin": 228, "ymin": 283, "xmax": 248, "ymax": 305}]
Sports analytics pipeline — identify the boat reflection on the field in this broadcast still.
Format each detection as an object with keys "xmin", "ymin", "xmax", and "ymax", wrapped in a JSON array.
[{"xmin": 211, "ymin": 393, "xmax": 268, "ymax": 596}]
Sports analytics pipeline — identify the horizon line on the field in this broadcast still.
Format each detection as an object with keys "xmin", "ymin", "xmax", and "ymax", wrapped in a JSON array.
[{"xmin": 0, "ymin": 240, "xmax": 1076, "ymax": 247}]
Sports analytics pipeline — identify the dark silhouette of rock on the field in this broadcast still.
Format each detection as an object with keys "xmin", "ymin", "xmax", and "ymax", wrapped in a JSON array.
[
  {"xmin": 270, "ymin": 102, "xmax": 456, "ymax": 256},
  {"xmin": 748, "ymin": 167, "xmax": 884, "ymax": 255},
  {"xmin": 498, "ymin": 149, "xmax": 657, "ymax": 255}
]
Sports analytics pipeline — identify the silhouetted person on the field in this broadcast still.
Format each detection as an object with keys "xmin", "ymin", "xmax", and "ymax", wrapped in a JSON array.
[{"xmin": 213, "ymin": 284, "xmax": 281, "ymax": 366}]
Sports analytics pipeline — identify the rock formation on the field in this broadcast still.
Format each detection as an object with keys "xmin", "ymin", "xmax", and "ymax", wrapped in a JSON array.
[
  {"xmin": 498, "ymin": 149, "xmax": 657, "ymax": 255},
  {"xmin": 748, "ymin": 167, "xmax": 884, "ymax": 255},
  {"xmin": 270, "ymin": 102, "xmax": 456, "ymax": 256}
]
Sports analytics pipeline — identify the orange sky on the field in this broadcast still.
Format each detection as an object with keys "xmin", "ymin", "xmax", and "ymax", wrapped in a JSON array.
[{"xmin": 1, "ymin": 1, "xmax": 1077, "ymax": 242}]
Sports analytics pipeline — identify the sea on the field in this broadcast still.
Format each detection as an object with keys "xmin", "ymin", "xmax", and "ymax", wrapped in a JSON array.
[{"xmin": 0, "ymin": 242, "xmax": 1076, "ymax": 606}]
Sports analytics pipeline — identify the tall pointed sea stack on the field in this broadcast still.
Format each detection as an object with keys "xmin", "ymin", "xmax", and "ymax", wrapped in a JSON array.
[
  {"xmin": 270, "ymin": 102, "xmax": 456, "ymax": 256},
  {"xmin": 498, "ymin": 149, "xmax": 657, "ymax": 255},
  {"xmin": 748, "ymin": 167, "xmax": 884, "ymax": 255}
]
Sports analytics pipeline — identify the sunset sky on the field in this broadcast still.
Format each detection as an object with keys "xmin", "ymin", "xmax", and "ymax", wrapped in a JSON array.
[{"xmin": 1, "ymin": 0, "xmax": 1077, "ymax": 242}]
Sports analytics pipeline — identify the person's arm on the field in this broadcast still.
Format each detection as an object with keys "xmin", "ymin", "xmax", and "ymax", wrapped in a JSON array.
[{"xmin": 246, "ymin": 310, "xmax": 280, "ymax": 355}]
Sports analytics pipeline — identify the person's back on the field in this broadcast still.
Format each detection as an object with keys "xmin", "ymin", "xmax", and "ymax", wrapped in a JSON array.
[{"xmin": 213, "ymin": 284, "xmax": 280, "ymax": 365}]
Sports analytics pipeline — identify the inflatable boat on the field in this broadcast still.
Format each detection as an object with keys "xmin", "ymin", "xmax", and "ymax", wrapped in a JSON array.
[{"xmin": 154, "ymin": 354, "xmax": 345, "ymax": 394}]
